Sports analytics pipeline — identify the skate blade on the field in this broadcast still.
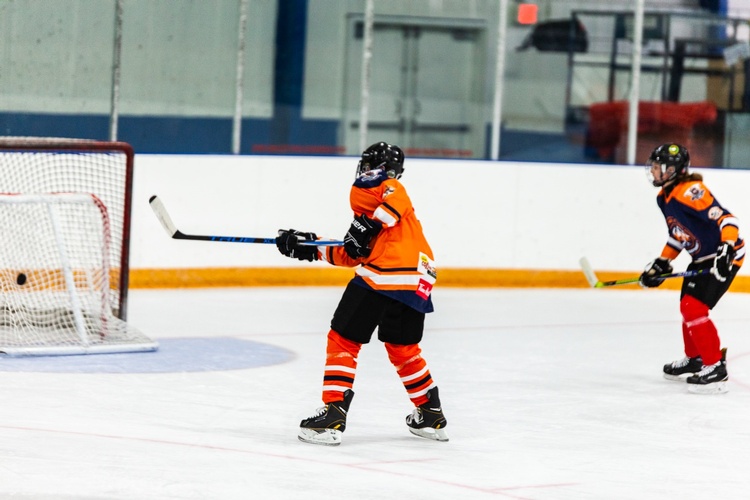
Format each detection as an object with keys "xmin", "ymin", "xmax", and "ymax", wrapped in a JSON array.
[
  {"xmin": 663, "ymin": 373, "xmax": 695, "ymax": 382},
  {"xmin": 687, "ymin": 381, "xmax": 729, "ymax": 395},
  {"xmin": 298, "ymin": 428, "xmax": 343, "ymax": 446},
  {"xmin": 408, "ymin": 427, "xmax": 449, "ymax": 442}
]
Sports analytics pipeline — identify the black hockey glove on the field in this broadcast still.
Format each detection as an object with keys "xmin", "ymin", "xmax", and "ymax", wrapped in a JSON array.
[
  {"xmin": 711, "ymin": 242, "xmax": 736, "ymax": 282},
  {"xmin": 343, "ymin": 214, "xmax": 382, "ymax": 259},
  {"xmin": 639, "ymin": 257, "xmax": 673, "ymax": 288},
  {"xmin": 275, "ymin": 229, "xmax": 319, "ymax": 262}
]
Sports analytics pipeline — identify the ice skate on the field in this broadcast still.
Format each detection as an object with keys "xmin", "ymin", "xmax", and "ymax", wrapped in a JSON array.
[
  {"xmin": 663, "ymin": 355, "xmax": 702, "ymax": 381},
  {"xmin": 298, "ymin": 389, "xmax": 354, "ymax": 446},
  {"xmin": 687, "ymin": 348, "xmax": 728, "ymax": 395},
  {"xmin": 406, "ymin": 387, "xmax": 448, "ymax": 442}
]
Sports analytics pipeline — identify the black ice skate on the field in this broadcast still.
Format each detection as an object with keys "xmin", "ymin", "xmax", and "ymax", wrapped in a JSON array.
[
  {"xmin": 663, "ymin": 355, "xmax": 703, "ymax": 381},
  {"xmin": 406, "ymin": 387, "xmax": 449, "ymax": 442},
  {"xmin": 298, "ymin": 389, "xmax": 354, "ymax": 446},
  {"xmin": 687, "ymin": 348, "xmax": 728, "ymax": 395}
]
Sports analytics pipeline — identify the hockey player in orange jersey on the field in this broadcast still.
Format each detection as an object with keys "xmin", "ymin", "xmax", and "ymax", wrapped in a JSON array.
[
  {"xmin": 639, "ymin": 143, "xmax": 744, "ymax": 394},
  {"xmin": 275, "ymin": 141, "xmax": 447, "ymax": 445}
]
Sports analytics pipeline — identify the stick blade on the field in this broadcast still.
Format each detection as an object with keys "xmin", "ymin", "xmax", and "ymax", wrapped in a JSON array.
[
  {"xmin": 579, "ymin": 257, "xmax": 601, "ymax": 288},
  {"xmin": 149, "ymin": 195, "xmax": 179, "ymax": 238}
]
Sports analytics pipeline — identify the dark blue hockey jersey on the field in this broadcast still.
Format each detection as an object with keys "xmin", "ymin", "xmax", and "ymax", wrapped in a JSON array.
[{"xmin": 656, "ymin": 179, "xmax": 745, "ymax": 266}]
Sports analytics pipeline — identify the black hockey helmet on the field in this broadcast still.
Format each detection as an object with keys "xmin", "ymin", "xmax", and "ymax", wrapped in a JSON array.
[
  {"xmin": 357, "ymin": 142, "xmax": 405, "ymax": 179},
  {"xmin": 647, "ymin": 143, "xmax": 690, "ymax": 187}
]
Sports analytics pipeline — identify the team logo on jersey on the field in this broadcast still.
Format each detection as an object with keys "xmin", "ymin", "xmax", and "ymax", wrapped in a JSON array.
[
  {"xmin": 684, "ymin": 183, "xmax": 705, "ymax": 201},
  {"xmin": 667, "ymin": 216, "xmax": 700, "ymax": 254},
  {"xmin": 416, "ymin": 279, "xmax": 433, "ymax": 300},
  {"xmin": 383, "ymin": 185, "xmax": 396, "ymax": 198},
  {"xmin": 708, "ymin": 206, "xmax": 723, "ymax": 220},
  {"xmin": 418, "ymin": 253, "xmax": 437, "ymax": 279}
]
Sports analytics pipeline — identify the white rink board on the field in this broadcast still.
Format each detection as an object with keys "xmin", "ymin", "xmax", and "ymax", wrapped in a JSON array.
[{"xmin": 131, "ymin": 154, "xmax": 750, "ymax": 274}]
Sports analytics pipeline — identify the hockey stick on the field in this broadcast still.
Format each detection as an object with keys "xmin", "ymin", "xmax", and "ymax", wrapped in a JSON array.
[
  {"xmin": 149, "ymin": 195, "xmax": 343, "ymax": 246},
  {"xmin": 579, "ymin": 256, "xmax": 709, "ymax": 288}
]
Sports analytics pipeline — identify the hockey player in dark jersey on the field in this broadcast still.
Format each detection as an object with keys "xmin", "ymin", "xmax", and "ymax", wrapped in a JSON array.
[
  {"xmin": 639, "ymin": 143, "xmax": 744, "ymax": 394},
  {"xmin": 275, "ymin": 142, "xmax": 447, "ymax": 445}
]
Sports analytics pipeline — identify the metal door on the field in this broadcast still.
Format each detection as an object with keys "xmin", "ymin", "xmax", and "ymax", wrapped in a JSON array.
[{"xmin": 343, "ymin": 16, "xmax": 487, "ymax": 158}]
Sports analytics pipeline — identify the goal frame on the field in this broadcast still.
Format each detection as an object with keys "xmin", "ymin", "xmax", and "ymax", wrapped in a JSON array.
[{"xmin": 0, "ymin": 137, "xmax": 135, "ymax": 320}]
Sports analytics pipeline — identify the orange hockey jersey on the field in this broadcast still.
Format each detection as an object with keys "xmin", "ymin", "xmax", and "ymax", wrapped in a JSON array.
[{"xmin": 318, "ymin": 168, "xmax": 436, "ymax": 313}]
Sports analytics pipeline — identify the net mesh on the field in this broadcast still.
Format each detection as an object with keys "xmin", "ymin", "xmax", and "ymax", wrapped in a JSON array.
[{"xmin": 0, "ymin": 194, "xmax": 156, "ymax": 356}]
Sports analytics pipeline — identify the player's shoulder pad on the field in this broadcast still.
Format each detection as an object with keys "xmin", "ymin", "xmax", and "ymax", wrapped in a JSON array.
[{"xmin": 353, "ymin": 168, "xmax": 388, "ymax": 188}]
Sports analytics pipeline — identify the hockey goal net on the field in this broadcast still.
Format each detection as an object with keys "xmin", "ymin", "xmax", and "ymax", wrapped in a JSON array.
[{"xmin": 0, "ymin": 138, "xmax": 157, "ymax": 356}]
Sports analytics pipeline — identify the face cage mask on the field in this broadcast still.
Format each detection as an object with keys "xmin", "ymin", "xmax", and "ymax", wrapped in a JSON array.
[
  {"xmin": 646, "ymin": 162, "xmax": 676, "ymax": 187},
  {"xmin": 357, "ymin": 160, "xmax": 406, "ymax": 179}
]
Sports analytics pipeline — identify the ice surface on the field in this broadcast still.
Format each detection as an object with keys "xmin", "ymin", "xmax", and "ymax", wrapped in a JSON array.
[{"xmin": 1, "ymin": 287, "xmax": 749, "ymax": 499}]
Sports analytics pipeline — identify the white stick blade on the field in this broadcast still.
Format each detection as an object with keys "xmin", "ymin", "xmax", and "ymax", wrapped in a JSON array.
[
  {"xmin": 149, "ymin": 195, "xmax": 179, "ymax": 238},
  {"xmin": 579, "ymin": 257, "xmax": 600, "ymax": 288}
]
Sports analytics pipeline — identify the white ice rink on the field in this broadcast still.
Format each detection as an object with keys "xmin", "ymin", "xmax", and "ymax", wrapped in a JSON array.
[{"xmin": 1, "ymin": 286, "xmax": 749, "ymax": 499}]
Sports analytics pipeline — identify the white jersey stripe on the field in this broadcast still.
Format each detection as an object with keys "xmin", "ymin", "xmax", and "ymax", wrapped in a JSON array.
[
  {"xmin": 356, "ymin": 267, "xmax": 436, "ymax": 286},
  {"xmin": 373, "ymin": 206, "xmax": 397, "ymax": 227},
  {"xmin": 720, "ymin": 216, "xmax": 739, "ymax": 230}
]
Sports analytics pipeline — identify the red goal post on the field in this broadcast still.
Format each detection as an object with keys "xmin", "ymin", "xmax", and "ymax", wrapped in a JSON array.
[{"xmin": 0, "ymin": 137, "xmax": 135, "ymax": 321}]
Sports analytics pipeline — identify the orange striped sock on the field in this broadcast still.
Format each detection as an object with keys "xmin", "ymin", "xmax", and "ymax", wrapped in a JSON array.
[
  {"xmin": 322, "ymin": 330, "xmax": 361, "ymax": 404},
  {"xmin": 385, "ymin": 343, "xmax": 434, "ymax": 407}
]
